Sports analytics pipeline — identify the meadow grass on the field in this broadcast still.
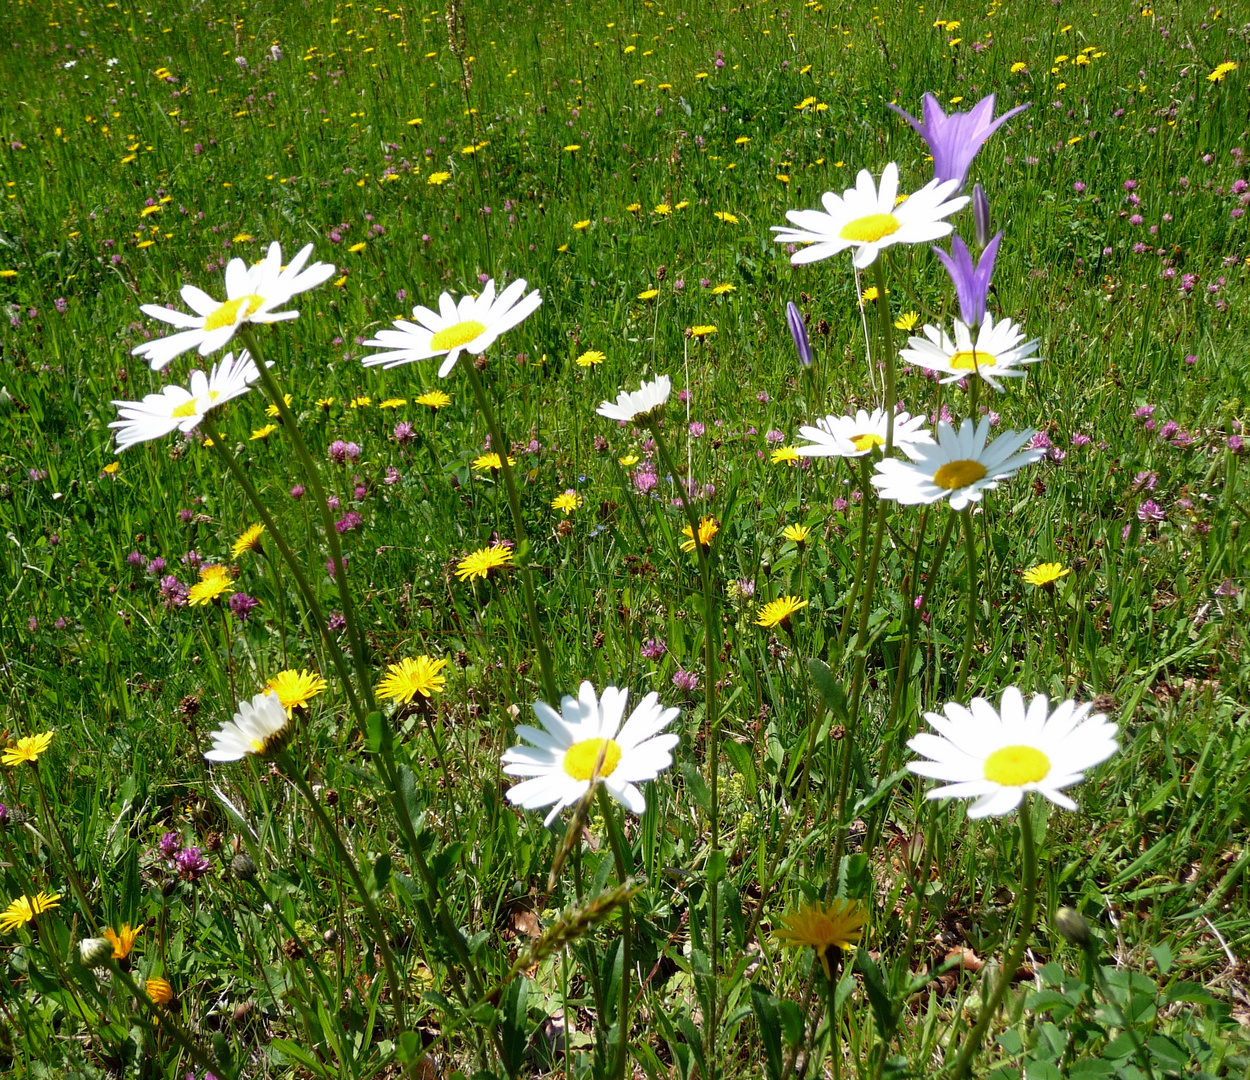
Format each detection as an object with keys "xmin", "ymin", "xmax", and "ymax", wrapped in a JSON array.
[{"xmin": 0, "ymin": 0, "xmax": 1247, "ymax": 1076}]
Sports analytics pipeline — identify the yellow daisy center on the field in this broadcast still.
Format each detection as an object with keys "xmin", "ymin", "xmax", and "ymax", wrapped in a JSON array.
[
  {"xmin": 949, "ymin": 349, "xmax": 998, "ymax": 370},
  {"xmin": 839, "ymin": 213, "xmax": 901, "ymax": 243},
  {"xmin": 249, "ymin": 738, "xmax": 266, "ymax": 753},
  {"xmin": 851, "ymin": 432, "xmax": 885, "ymax": 451},
  {"xmin": 171, "ymin": 399, "xmax": 199, "ymax": 418},
  {"xmin": 203, "ymin": 293, "xmax": 266, "ymax": 332},
  {"xmin": 983, "ymin": 744, "xmax": 1051, "ymax": 786},
  {"xmin": 563, "ymin": 737, "xmax": 622, "ymax": 781},
  {"xmin": 430, "ymin": 319, "xmax": 487, "ymax": 351},
  {"xmin": 933, "ymin": 460, "xmax": 988, "ymax": 490}
]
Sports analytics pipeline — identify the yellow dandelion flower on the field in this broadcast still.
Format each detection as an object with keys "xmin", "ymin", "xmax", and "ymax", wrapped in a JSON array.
[
  {"xmin": 654, "ymin": 203, "xmax": 672, "ymax": 216},
  {"xmin": 416, "ymin": 390, "xmax": 451, "ymax": 410},
  {"xmin": 680, "ymin": 516, "xmax": 719, "ymax": 552},
  {"xmin": 771, "ymin": 446, "xmax": 800, "ymax": 465},
  {"xmin": 735, "ymin": 136, "xmax": 751, "ymax": 145},
  {"xmin": 348, "ymin": 242, "xmax": 367, "ymax": 253},
  {"xmin": 264, "ymin": 668, "xmax": 329, "ymax": 713},
  {"xmin": 427, "ymin": 171, "xmax": 451, "ymax": 185},
  {"xmin": 1011, "ymin": 61, "xmax": 1028, "ymax": 73},
  {"xmin": 472, "ymin": 452, "xmax": 517, "ymax": 473},
  {"xmin": 1, "ymin": 731, "xmax": 55, "ymax": 767},
  {"xmin": 250, "ymin": 424, "xmax": 278, "ymax": 441},
  {"xmin": 1022, "ymin": 562, "xmax": 1072, "ymax": 589},
  {"xmin": 637, "ymin": 288, "xmax": 659, "ymax": 300},
  {"xmin": 103, "ymin": 922, "xmax": 142, "ymax": 960},
  {"xmin": 756, "ymin": 595, "xmax": 809, "ymax": 630},
  {"xmin": 455, "ymin": 544, "xmax": 514, "ymax": 582},
  {"xmin": 231, "ymin": 524, "xmax": 265, "ymax": 558},
  {"xmin": 688, "ymin": 325, "xmax": 717, "ymax": 338},
  {"xmin": 711, "ymin": 283, "xmax": 736, "ymax": 295},
  {"xmin": 102, "ymin": 461, "xmax": 121, "ymax": 475},
  {"xmin": 187, "ymin": 568, "xmax": 234, "ymax": 606},
  {"xmin": 145, "ymin": 976, "xmax": 173, "ymax": 1006},
  {"xmin": 774, "ymin": 898, "xmax": 867, "ymax": 980},
  {"xmin": 1208, "ymin": 61, "xmax": 1237, "ymax": 82},
  {"xmin": 714, "ymin": 210, "xmax": 739, "ymax": 224},
  {"xmin": 317, "ymin": 397, "xmax": 337, "ymax": 409},
  {"xmin": 0, "ymin": 270, "xmax": 18, "ymax": 278},
  {"xmin": 376, "ymin": 655, "xmax": 449, "ymax": 703},
  {"xmin": 264, "ymin": 393, "xmax": 293, "ymax": 418},
  {"xmin": 564, "ymin": 144, "xmax": 582, "ymax": 152},
  {"xmin": 0, "ymin": 891, "xmax": 61, "ymax": 933},
  {"xmin": 379, "ymin": 397, "xmax": 408, "ymax": 409},
  {"xmin": 552, "ymin": 490, "xmax": 582, "ymax": 515},
  {"xmin": 894, "ymin": 311, "xmax": 920, "ymax": 331},
  {"xmin": 626, "ymin": 202, "xmax": 642, "ymax": 212},
  {"xmin": 351, "ymin": 396, "xmax": 371, "ymax": 409},
  {"xmin": 782, "ymin": 523, "xmax": 811, "ymax": 546},
  {"xmin": 576, "ymin": 349, "xmax": 606, "ymax": 367},
  {"xmin": 573, "ymin": 219, "xmax": 592, "ymax": 231}
]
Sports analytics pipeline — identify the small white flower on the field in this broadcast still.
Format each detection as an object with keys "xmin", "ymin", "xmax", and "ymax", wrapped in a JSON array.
[
  {"xmin": 796, "ymin": 407, "xmax": 933, "ymax": 460},
  {"xmin": 106, "ymin": 58, "xmax": 120, "ymax": 68},
  {"xmin": 772, "ymin": 162, "xmax": 969, "ymax": 270},
  {"xmin": 502, "ymin": 681, "xmax": 680, "ymax": 826},
  {"xmin": 906, "ymin": 686, "xmax": 1118, "ymax": 818},
  {"xmin": 205, "ymin": 691, "xmax": 290, "ymax": 762},
  {"xmin": 871, "ymin": 417, "xmax": 1042, "ymax": 511},
  {"xmin": 132, "ymin": 242, "xmax": 335, "ymax": 370},
  {"xmin": 361, "ymin": 278, "xmax": 542, "ymax": 378},
  {"xmin": 110, "ymin": 351, "xmax": 263, "ymax": 450},
  {"xmin": 597, "ymin": 374, "xmax": 672, "ymax": 423},
  {"xmin": 901, "ymin": 315, "xmax": 1042, "ymax": 391}
]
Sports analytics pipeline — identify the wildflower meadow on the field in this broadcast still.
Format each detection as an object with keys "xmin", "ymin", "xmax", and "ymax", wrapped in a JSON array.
[{"xmin": 1, "ymin": 0, "xmax": 1248, "ymax": 1077}]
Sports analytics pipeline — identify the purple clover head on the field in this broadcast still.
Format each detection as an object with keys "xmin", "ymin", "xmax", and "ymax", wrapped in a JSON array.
[
  {"xmin": 229, "ymin": 592, "xmax": 260, "ymax": 622},
  {"xmin": 159, "ymin": 831, "xmax": 181, "ymax": 858},
  {"xmin": 174, "ymin": 846, "xmax": 211, "ymax": 881},
  {"xmin": 785, "ymin": 301, "xmax": 813, "ymax": 369},
  {"xmin": 887, "ymin": 92, "xmax": 1032, "ymax": 190},
  {"xmin": 932, "ymin": 231, "xmax": 1002, "ymax": 327}
]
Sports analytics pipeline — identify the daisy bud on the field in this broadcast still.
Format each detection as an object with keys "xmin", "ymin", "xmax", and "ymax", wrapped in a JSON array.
[
  {"xmin": 1053, "ymin": 906, "xmax": 1092, "ymax": 947},
  {"xmin": 79, "ymin": 937, "xmax": 115, "ymax": 967},
  {"xmin": 786, "ymin": 301, "xmax": 813, "ymax": 369},
  {"xmin": 973, "ymin": 183, "xmax": 992, "ymax": 248}
]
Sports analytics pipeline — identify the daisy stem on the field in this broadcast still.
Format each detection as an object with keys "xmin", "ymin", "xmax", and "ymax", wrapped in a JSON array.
[
  {"xmin": 948, "ymin": 795, "xmax": 1037, "ymax": 1080},
  {"xmin": 837, "ymin": 457, "xmax": 873, "ymax": 654},
  {"xmin": 278, "ymin": 755, "xmax": 408, "ymax": 1029},
  {"xmin": 198, "ymin": 410, "xmax": 364, "ymax": 726},
  {"xmin": 597, "ymin": 786, "xmax": 633, "ymax": 1080},
  {"xmin": 240, "ymin": 328, "xmax": 378, "ymax": 716},
  {"xmin": 459, "ymin": 356, "xmax": 558, "ymax": 704},
  {"xmin": 955, "ymin": 507, "xmax": 978, "ymax": 699}
]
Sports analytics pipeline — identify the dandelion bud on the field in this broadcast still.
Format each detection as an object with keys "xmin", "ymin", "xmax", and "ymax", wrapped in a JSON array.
[
  {"xmin": 973, "ymin": 184, "xmax": 991, "ymax": 248},
  {"xmin": 230, "ymin": 853, "xmax": 257, "ymax": 881},
  {"xmin": 79, "ymin": 937, "xmax": 115, "ymax": 966},
  {"xmin": 786, "ymin": 302, "xmax": 813, "ymax": 369},
  {"xmin": 1053, "ymin": 906, "xmax": 1092, "ymax": 947}
]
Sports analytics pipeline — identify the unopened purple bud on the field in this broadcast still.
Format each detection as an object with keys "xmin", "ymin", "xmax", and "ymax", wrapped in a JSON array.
[
  {"xmin": 786, "ymin": 302, "xmax": 813, "ymax": 369},
  {"xmin": 972, "ymin": 183, "xmax": 991, "ymax": 248}
]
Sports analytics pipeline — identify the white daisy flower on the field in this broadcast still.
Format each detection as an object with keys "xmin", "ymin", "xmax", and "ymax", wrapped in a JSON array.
[
  {"xmin": 361, "ymin": 277, "xmax": 542, "ymax": 378},
  {"xmin": 110, "ymin": 351, "xmax": 263, "ymax": 450},
  {"xmin": 796, "ymin": 407, "xmax": 934, "ymax": 461},
  {"xmin": 906, "ymin": 686, "xmax": 1118, "ymax": 818},
  {"xmin": 597, "ymin": 374, "xmax": 672, "ymax": 423},
  {"xmin": 871, "ymin": 417, "xmax": 1042, "ymax": 511},
  {"xmin": 204, "ymin": 691, "xmax": 290, "ymax": 762},
  {"xmin": 901, "ymin": 315, "xmax": 1042, "ymax": 391},
  {"xmin": 502, "ymin": 681, "xmax": 680, "ymax": 826},
  {"xmin": 132, "ymin": 242, "xmax": 335, "ymax": 370},
  {"xmin": 772, "ymin": 162, "xmax": 969, "ymax": 270}
]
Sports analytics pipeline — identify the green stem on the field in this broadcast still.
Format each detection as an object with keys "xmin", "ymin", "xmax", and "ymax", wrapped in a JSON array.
[
  {"xmin": 1085, "ymin": 942, "xmax": 1156, "ymax": 1080},
  {"xmin": 955, "ymin": 508, "xmax": 977, "ymax": 699},
  {"xmin": 947, "ymin": 796, "xmax": 1037, "ymax": 1080},
  {"xmin": 29, "ymin": 766, "xmax": 97, "ymax": 934},
  {"xmin": 459, "ymin": 357, "xmax": 558, "ymax": 703},
  {"xmin": 837, "ymin": 458, "xmax": 873, "ymax": 654},
  {"xmin": 278, "ymin": 753, "xmax": 407, "ymax": 1028},
  {"xmin": 199, "ymin": 410, "xmax": 364, "ymax": 725},
  {"xmin": 597, "ymin": 785, "xmax": 633, "ymax": 1080},
  {"xmin": 240, "ymin": 328, "xmax": 377, "ymax": 714},
  {"xmin": 108, "ymin": 962, "xmax": 230, "ymax": 1079}
]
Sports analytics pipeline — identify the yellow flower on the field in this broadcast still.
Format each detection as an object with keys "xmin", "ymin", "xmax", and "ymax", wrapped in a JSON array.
[
  {"xmin": 794, "ymin": 95, "xmax": 818, "ymax": 110},
  {"xmin": 654, "ymin": 203, "xmax": 672, "ymax": 216},
  {"xmin": 1022, "ymin": 562, "xmax": 1072, "ymax": 589},
  {"xmin": 782, "ymin": 523, "xmax": 811, "ymax": 546},
  {"xmin": 626, "ymin": 202, "xmax": 642, "ymax": 212},
  {"xmin": 140, "ymin": 205, "xmax": 161, "ymax": 218},
  {"xmin": 264, "ymin": 668, "xmax": 329, "ymax": 713},
  {"xmin": 756, "ymin": 595, "xmax": 809, "ymax": 630},
  {"xmin": 103, "ymin": 922, "xmax": 142, "ymax": 960},
  {"xmin": 771, "ymin": 446, "xmax": 800, "ymax": 465},
  {"xmin": 675, "ymin": 201, "xmax": 690, "ymax": 211},
  {"xmin": 472, "ymin": 452, "xmax": 516, "ymax": 473},
  {"xmin": 1208, "ymin": 61, "xmax": 1237, "ymax": 82},
  {"xmin": 1, "ymin": 731, "xmax": 55, "ymax": 766},
  {"xmin": 894, "ymin": 311, "xmax": 920, "ymax": 331},
  {"xmin": 416, "ymin": 390, "xmax": 451, "ymax": 409},
  {"xmin": 250, "ymin": 424, "xmax": 278, "ymax": 441},
  {"xmin": 455, "ymin": 544, "xmax": 514, "ymax": 582},
  {"xmin": 688, "ymin": 325, "xmax": 717, "ymax": 338},
  {"xmin": 231, "ymin": 523, "xmax": 265, "ymax": 558},
  {"xmin": 711, "ymin": 283, "xmax": 736, "ymax": 295},
  {"xmin": 618, "ymin": 454, "xmax": 640, "ymax": 467},
  {"xmin": 637, "ymin": 289, "xmax": 659, "ymax": 300},
  {"xmin": 427, "ymin": 171, "xmax": 451, "ymax": 185},
  {"xmin": 317, "ymin": 397, "xmax": 337, "ymax": 409},
  {"xmin": 187, "ymin": 567, "xmax": 234, "ymax": 606},
  {"xmin": 379, "ymin": 397, "xmax": 408, "ymax": 409},
  {"xmin": 564, "ymin": 144, "xmax": 582, "ymax": 152},
  {"xmin": 1011, "ymin": 61, "xmax": 1028, "ymax": 73},
  {"xmin": 0, "ymin": 270, "xmax": 17, "ymax": 278},
  {"xmin": 102, "ymin": 461, "xmax": 121, "ymax": 475},
  {"xmin": 552, "ymin": 490, "xmax": 582, "ymax": 514},
  {"xmin": 714, "ymin": 211, "xmax": 739, "ymax": 224},
  {"xmin": 576, "ymin": 349, "xmax": 606, "ymax": 367},
  {"xmin": 0, "ymin": 891, "xmax": 61, "ymax": 933},
  {"xmin": 573, "ymin": 219, "xmax": 592, "ymax": 231},
  {"xmin": 348, "ymin": 242, "xmax": 367, "ymax": 253},
  {"xmin": 774, "ymin": 898, "xmax": 867, "ymax": 980},
  {"xmin": 680, "ymin": 516, "xmax": 719, "ymax": 552},
  {"xmin": 265, "ymin": 393, "xmax": 293, "ymax": 418},
  {"xmin": 145, "ymin": 976, "xmax": 173, "ymax": 1006},
  {"xmin": 376, "ymin": 656, "xmax": 449, "ymax": 703},
  {"xmin": 735, "ymin": 136, "xmax": 751, "ymax": 145},
  {"xmin": 351, "ymin": 396, "xmax": 371, "ymax": 408}
]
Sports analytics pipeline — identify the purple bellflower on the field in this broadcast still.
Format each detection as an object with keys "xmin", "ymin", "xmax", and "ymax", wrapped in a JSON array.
[
  {"xmin": 888, "ymin": 93, "xmax": 1031, "ymax": 190},
  {"xmin": 933, "ymin": 231, "xmax": 1002, "ymax": 327},
  {"xmin": 786, "ymin": 301, "xmax": 814, "ymax": 369}
]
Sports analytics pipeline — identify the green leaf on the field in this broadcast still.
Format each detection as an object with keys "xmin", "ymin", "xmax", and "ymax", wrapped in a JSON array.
[
  {"xmin": 1164, "ymin": 981, "xmax": 1218, "ymax": 1006},
  {"xmin": 806, "ymin": 658, "xmax": 849, "ymax": 720},
  {"xmin": 499, "ymin": 976, "xmax": 529, "ymax": 1075},
  {"xmin": 680, "ymin": 762, "xmax": 712, "ymax": 813},
  {"xmin": 365, "ymin": 710, "xmax": 390, "ymax": 755},
  {"xmin": 777, "ymin": 998, "xmax": 805, "ymax": 1046},
  {"xmin": 1147, "ymin": 940, "xmax": 1174, "ymax": 975},
  {"xmin": 706, "ymin": 849, "xmax": 727, "ymax": 885},
  {"xmin": 856, "ymin": 949, "xmax": 895, "ymax": 1036},
  {"xmin": 1024, "ymin": 1060, "xmax": 1062, "ymax": 1080},
  {"xmin": 750, "ymin": 985, "xmax": 784, "ymax": 1080}
]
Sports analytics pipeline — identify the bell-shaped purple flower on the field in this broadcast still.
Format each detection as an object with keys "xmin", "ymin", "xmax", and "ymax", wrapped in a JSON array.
[
  {"xmin": 972, "ymin": 184, "xmax": 992, "ymax": 248},
  {"xmin": 786, "ymin": 302, "xmax": 813, "ymax": 369},
  {"xmin": 932, "ymin": 231, "xmax": 1002, "ymax": 327},
  {"xmin": 888, "ymin": 93, "xmax": 1031, "ymax": 190}
]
